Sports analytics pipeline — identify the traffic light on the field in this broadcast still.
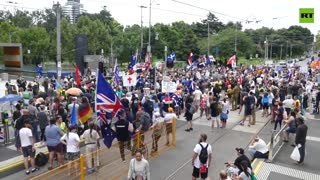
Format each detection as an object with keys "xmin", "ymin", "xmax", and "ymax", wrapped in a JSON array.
[
  {"xmin": 98, "ymin": 62, "xmax": 104, "ymax": 73},
  {"xmin": 149, "ymin": 68, "xmax": 156, "ymax": 85}
]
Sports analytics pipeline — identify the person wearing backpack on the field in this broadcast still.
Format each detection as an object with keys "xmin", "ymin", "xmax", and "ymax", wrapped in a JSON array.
[
  {"xmin": 191, "ymin": 134, "xmax": 212, "ymax": 180},
  {"xmin": 261, "ymin": 93, "xmax": 269, "ymax": 117},
  {"xmin": 185, "ymin": 96, "xmax": 194, "ymax": 132}
]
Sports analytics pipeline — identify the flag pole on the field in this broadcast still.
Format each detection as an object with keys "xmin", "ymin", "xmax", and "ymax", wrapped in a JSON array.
[{"xmin": 95, "ymin": 69, "xmax": 99, "ymax": 123}]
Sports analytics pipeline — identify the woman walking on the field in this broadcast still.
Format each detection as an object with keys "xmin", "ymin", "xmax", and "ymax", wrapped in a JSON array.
[
  {"xmin": 220, "ymin": 98, "xmax": 230, "ymax": 128},
  {"xmin": 81, "ymin": 122, "xmax": 100, "ymax": 174},
  {"xmin": 127, "ymin": 150, "xmax": 150, "ymax": 180}
]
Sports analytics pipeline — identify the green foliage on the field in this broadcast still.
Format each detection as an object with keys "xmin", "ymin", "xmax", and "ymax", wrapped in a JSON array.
[
  {"xmin": 0, "ymin": 8, "xmax": 315, "ymax": 67},
  {"xmin": 316, "ymin": 32, "xmax": 320, "ymax": 51}
]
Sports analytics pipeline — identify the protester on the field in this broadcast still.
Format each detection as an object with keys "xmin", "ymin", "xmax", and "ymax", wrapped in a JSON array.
[
  {"xmin": 248, "ymin": 137, "xmax": 269, "ymax": 160},
  {"xmin": 60, "ymin": 126, "xmax": 80, "ymax": 176},
  {"xmin": 220, "ymin": 97, "xmax": 230, "ymax": 128},
  {"xmin": 283, "ymin": 111, "xmax": 297, "ymax": 142},
  {"xmin": 127, "ymin": 149, "xmax": 151, "ymax": 180},
  {"xmin": 210, "ymin": 97, "xmax": 220, "ymax": 129},
  {"xmin": 114, "ymin": 110, "xmax": 131, "ymax": 162},
  {"xmin": 150, "ymin": 111, "xmax": 164, "ymax": 153},
  {"xmin": 191, "ymin": 133, "xmax": 212, "ymax": 180},
  {"xmin": 294, "ymin": 117, "xmax": 308, "ymax": 165},
  {"xmin": 164, "ymin": 107, "xmax": 177, "ymax": 145},
  {"xmin": 185, "ymin": 96, "xmax": 194, "ymax": 132},
  {"xmin": 19, "ymin": 120, "xmax": 39, "ymax": 175},
  {"xmin": 45, "ymin": 118, "xmax": 64, "ymax": 170},
  {"xmin": 81, "ymin": 122, "xmax": 100, "ymax": 173}
]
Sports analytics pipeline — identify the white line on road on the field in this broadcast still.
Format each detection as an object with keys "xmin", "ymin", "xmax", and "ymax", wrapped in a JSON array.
[{"xmin": 307, "ymin": 136, "xmax": 320, "ymax": 142}]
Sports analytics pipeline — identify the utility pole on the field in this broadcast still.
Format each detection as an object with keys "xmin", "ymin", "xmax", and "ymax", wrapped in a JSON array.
[
  {"xmin": 139, "ymin": 5, "xmax": 146, "ymax": 61},
  {"xmin": 280, "ymin": 44, "xmax": 283, "ymax": 60},
  {"xmin": 207, "ymin": 17, "xmax": 210, "ymax": 54},
  {"xmin": 270, "ymin": 41, "xmax": 273, "ymax": 60},
  {"xmin": 164, "ymin": 46, "xmax": 167, "ymax": 76},
  {"xmin": 290, "ymin": 44, "xmax": 292, "ymax": 59},
  {"xmin": 148, "ymin": 0, "xmax": 151, "ymax": 54},
  {"xmin": 264, "ymin": 36, "xmax": 268, "ymax": 60},
  {"xmin": 54, "ymin": 2, "xmax": 62, "ymax": 81},
  {"xmin": 286, "ymin": 41, "xmax": 288, "ymax": 60},
  {"xmin": 235, "ymin": 22, "xmax": 237, "ymax": 53}
]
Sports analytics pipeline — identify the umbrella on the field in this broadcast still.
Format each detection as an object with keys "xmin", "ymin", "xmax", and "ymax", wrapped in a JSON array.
[
  {"xmin": 0, "ymin": 94, "xmax": 23, "ymax": 103},
  {"xmin": 66, "ymin": 87, "xmax": 82, "ymax": 96}
]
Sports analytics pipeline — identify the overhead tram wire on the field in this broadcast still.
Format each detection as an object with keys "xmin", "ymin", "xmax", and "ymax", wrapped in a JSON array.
[{"xmin": 171, "ymin": 0, "xmax": 247, "ymax": 22}]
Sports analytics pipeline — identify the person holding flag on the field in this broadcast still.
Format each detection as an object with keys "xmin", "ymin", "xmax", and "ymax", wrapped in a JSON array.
[
  {"xmin": 166, "ymin": 51, "xmax": 176, "ymax": 68},
  {"xmin": 227, "ymin": 55, "xmax": 237, "ymax": 68},
  {"xmin": 114, "ymin": 59, "xmax": 120, "ymax": 87}
]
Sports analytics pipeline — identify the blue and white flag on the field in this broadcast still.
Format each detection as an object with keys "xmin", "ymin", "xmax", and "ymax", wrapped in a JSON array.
[
  {"xmin": 114, "ymin": 59, "xmax": 120, "ymax": 86},
  {"xmin": 128, "ymin": 51, "xmax": 137, "ymax": 70},
  {"xmin": 166, "ymin": 52, "xmax": 176, "ymax": 62},
  {"xmin": 205, "ymin": 53, "xmax": 211, "ymax": 65},
  {"xmin": 70, "ymin": 102, "xmax": 77, "ymax": 126}
]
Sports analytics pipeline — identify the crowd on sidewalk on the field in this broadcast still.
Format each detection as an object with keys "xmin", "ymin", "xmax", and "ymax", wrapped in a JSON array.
[{"xmin": 3, "ymin": 55, "xmax": 319, "ymax": 179}]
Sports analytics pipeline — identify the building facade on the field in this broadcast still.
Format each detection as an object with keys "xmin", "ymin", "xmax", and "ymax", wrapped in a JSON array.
[{"xmin": 62, "ymin": 0, "xmax": 86, "ymax": 24}]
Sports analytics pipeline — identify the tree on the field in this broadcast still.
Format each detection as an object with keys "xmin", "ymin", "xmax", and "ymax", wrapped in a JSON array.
[
  {"xmin": 208, "ymin": 28, "xmax": 254, "ymax": 62},
  {"xmin": 316, "ymin": 31, "xmax": 320, "ymax": 51}
]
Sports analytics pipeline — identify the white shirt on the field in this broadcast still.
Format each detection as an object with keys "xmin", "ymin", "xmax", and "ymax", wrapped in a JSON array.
[
  {"xmin": 193, "ymin": 90, "xmax": 202, "ymax": 101},
  {"xmin": 164, "ymin": 113, "xmax": 177, "ymax": 124},
  {"xmin": 19, "ymin": 127, "xmax": 33, "ymax": 147},
  {"xmin": 81, "ymin": 129, "xmax": 100, "ymax": 144},
  {"xmin": 250, "ymin": 139, "xmax": 268, "ymax": 154},
  {"xmin": 61, "ymin": 132, "xmax": 80, "ymax": 153},
  {"xmin": 256, "ymin": 77, "xmax": 262, "ymax": 85},
  {"xmin": 283, "ymin": 99, "xmax": 294, "ymax": 108},
  {"xmin": 193, "ymin": 142, "xmax": 212, "ymax": 168},
  {"xmin": 239, "ymin": 168, "xmax": 252, "ymax": 180},
  {"xmin": 221, "ymin": 101, "xmax": 230, "ymax": 114}
]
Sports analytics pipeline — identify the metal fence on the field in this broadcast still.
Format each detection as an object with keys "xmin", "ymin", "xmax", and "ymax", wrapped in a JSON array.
[
  {"xmin": 30, "ymin": 118, "xmax": 177, "ymax": 180},
  {"xmin": 268, "ymin": 124, "xmax": 288, "ymax": 162}
]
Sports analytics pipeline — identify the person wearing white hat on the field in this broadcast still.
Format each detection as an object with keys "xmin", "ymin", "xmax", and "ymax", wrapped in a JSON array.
[{"xmin": 150, "ymin": 112, "xmax": 164, "ymax": 153}]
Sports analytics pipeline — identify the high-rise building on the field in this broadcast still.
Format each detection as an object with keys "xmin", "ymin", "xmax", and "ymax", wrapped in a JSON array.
[{"xmin": 62, "ymin": 0, "xmax": 86, "ymax": 24}]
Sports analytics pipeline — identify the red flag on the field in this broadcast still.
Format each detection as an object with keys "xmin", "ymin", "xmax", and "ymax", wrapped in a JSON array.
[
  {"xmin": 227, "ymin": 55, "xmax": 236, "ymax": 65},
  {"xmin": 75, "ymin": 65, "xmax": 81, "ymax": 86},
  {"xmin": 188, "ymin": 52, "xmax": 193, "ymax": 65}
]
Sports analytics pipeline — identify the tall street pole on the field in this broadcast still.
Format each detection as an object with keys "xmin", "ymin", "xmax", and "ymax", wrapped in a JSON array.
[
  {"xmin": 56, "ymin": 2, "xmax": 62, "ymax": 81},
  {"xmin": 207, "ymin": 17, "xmax": 210, "ymax": 54},
  {"xmin": 234, "ymin": 22, "xmax": 237, "ymax": 53},
  {"xmin": 148, "ymin": 0, "xmax": 151, "ymax": 54},
  {"xmin": 139, "ymin": 5, "xmax": 146, "ymax": 60},
  {"xmin": 280, "ymin": 44, "xmax": 283, "ymax": 60}
]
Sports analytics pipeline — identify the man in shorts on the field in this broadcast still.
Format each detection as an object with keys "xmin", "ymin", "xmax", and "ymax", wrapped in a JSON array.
[
  {"xmin": 45, "ymin": 118, "xmax": 64, "ymax": 170},
  {"xmin": 191, "ymin": 134, "xmax": 212, "ymax": 180},
  {"xmin": 19, "ymin": 120, "xmax": 39, "ymax": 175}
]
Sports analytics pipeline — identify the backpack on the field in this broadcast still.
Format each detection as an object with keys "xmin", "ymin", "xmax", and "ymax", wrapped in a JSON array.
[
  {"xmin": 35, "ymin": 152, "xmax": 48, "ymax": 167},
  {"xmin": 199, "ymin": 144, "xmax": 209, "ymax": 164},
  {"xmin": 189, "ymin": 104, "xmax": 196, "ymax": 114},
  {"xmin": 146, "ymin": 100, "xmax": 154, "ymax": 111},
  {"xmin": 141, "ymin": 112, "xmax": 151, "ymax": 131}
]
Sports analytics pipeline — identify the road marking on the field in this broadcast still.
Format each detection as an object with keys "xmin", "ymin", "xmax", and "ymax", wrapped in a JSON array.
[
  {"xmin": 253, "ymin": 160, "xmax": 263, "ymax": 174},
  {"xmin": 306, "ymin": 136, "xmax": 320, "ymax": 142}
]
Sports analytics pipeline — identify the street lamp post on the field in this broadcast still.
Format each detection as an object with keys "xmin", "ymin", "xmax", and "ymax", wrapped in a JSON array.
[
  {"xmin": 139, "ymin": 5, "xmax": 147, "ymax": 59},
  {"xmin": 148, "ymin": 0, "xmax": 152, "ymax": 54}
]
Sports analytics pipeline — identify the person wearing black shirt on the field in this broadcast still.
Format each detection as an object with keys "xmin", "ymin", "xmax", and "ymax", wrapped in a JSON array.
[
  {"xmin": 115, "ymin": 111, "xmax": 130, "ymax": 162},
  {"xmin": 295, "ymin": 117, "xmax": 308, "ymax": 165},
  {"xmin": 232, "ymin": 148, "xmax": 252, "ymax": 175}
]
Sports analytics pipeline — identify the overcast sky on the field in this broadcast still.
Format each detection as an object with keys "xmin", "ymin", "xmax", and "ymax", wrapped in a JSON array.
[{"xmin": 1, "ymin": 0, "xmax": 319, "ymax": 36}]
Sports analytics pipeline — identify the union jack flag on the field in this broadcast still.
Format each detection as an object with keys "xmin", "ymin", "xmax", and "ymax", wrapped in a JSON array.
[
  {"xmin": 96, "ymin": 71, "xmax": 124, "ymax": 120},
  {"xmin": 96, "ymin": 70, "xmax": 123, "ymax": 148}
]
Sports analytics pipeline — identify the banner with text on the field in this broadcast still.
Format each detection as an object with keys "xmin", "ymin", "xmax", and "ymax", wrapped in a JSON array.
[{"xmin": 162, "ymin": 81, "xmax": 178, "ymax": 93}]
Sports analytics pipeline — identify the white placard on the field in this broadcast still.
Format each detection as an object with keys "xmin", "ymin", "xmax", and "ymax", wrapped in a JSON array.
[
  {"xmin": 57, "ymin": 62, "xmax": 61, "ymax": 68},
  {"xmin": 122, "ymin": 74, "xmax": 137, "ymax": 87},
  {"xmin": 162, "ymin": 81, "xmax": 178, "ymax": 93}
]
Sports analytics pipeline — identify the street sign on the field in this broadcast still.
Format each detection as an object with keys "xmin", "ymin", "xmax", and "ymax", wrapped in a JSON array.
[{"xmin": 57, "ymin": 62, "xmax": 61, "ymax": 68}]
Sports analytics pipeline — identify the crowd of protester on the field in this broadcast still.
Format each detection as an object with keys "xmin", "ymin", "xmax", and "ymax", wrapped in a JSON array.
[{"xmin": 4, "ymin": 54, "xmax": 319, "ymax": 178}]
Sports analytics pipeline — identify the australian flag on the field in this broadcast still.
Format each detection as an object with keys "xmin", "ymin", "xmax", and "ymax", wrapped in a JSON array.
[
  {"xmin": 128, "ymin": 51, "xmax": 137, "ymax": 70},
  {"xmin": 170, "ymin": 93, "xmax": 183, "ymax": 107},
  {"xmin": 96, "ymin": 70, "xmax": 124, "ymax": 148}
]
